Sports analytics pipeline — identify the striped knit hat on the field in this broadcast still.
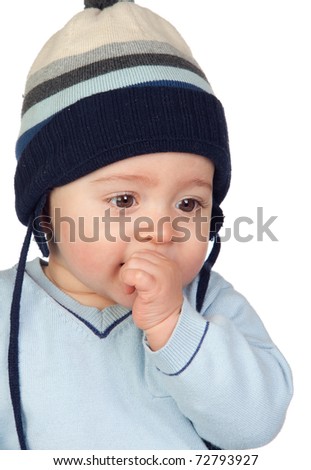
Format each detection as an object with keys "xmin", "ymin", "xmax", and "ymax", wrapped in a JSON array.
[{"xmin": 15, "ymin": 0, "xmax": 230, "ymax": 248}]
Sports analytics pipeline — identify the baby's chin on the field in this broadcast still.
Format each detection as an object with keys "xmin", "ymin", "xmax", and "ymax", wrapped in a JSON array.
[{"xmin": 117, "ymin": 291, "xmax": 137, "ymax": 310}]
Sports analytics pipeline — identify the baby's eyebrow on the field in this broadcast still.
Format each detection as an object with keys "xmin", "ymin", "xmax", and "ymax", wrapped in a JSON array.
[
  {"xmin": 91, "ymin": 174, "xmax": 212, "ymax": 190},
  {"xmin": 91, "ymin": 174, "xmax": 157, "ymax": 186},
  {"xmin": 184, "ymin": 178, "xmax": 213, "ymax": 190}
]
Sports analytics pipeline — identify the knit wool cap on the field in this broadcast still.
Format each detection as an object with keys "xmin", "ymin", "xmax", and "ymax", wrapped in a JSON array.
[{"xmin": 15, "ymin": 0, "xmax": 231, "ymax": 246}]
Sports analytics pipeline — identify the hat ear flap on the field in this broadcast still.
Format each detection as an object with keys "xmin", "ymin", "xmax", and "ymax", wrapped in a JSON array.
[
  {"xmin": 32, "ymin": 194, "xmax": 50, "ymax": 257},
  {"xmin": 209, "ymin": 203, "xmax": 224, "ymax": 240}
]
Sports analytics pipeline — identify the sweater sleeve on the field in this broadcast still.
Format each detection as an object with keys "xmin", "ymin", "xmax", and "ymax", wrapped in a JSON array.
[{"xmin": 143, "ymin": 272, "xmax": 293, "ymax": 450}]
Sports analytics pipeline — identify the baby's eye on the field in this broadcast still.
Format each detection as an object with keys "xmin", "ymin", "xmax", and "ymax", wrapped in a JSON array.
[
  {"xmin": 176, "ymin": 198, "xmax": 199, "ymax": 213},
  {"xmin": 110, "ymin": 194, "xmax": 136, "ymax": 209}
]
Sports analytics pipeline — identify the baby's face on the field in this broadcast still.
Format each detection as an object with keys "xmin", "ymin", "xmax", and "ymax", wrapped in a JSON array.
[{"xmin": 46, "ymin": 152, "xmax": 214, "ymax": 309}]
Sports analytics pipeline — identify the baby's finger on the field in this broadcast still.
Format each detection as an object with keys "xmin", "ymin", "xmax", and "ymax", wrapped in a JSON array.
[
  {"xmin": 120, "ymin": 267, "xmax": 153, "ymax": 293},
  {"xmin": 126, "ymin": 250, "xmax": 168, "ymax": 265},
  {"xmin": 122, "ymin": 283, "xmax": 136, "ymax": 296}
]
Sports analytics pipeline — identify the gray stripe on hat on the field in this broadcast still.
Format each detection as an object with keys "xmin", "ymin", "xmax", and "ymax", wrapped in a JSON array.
[
  {"xmin": 25, "ymin": 40, "xmax": 202, "ymax": 94},
  {"xmin": 22, "ymin": 53, "xmax": 207, "ymax": 115}
]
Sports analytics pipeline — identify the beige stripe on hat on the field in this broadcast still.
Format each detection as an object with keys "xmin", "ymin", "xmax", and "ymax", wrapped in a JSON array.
[{"xmin": 29, "ymin": 3, "xmax": 193, "ymax": 76}]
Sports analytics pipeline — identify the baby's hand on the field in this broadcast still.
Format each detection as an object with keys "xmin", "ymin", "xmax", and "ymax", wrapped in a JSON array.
[{"xmin": 120, "ymin": 250, "xmax": 183, "ymax": 350}]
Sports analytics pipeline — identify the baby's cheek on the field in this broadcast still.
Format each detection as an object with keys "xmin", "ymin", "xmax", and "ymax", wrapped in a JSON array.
[
  {"xmin": 77, "ymin": 238, "xmax": 103, "ymax": 261},
  {"xmin": 180, "ymin": 243, "xmax": 209, "ymax": 287},
  {"xmin": 66, "ymin": 236, "xmax": 125, "ymax": 277}
]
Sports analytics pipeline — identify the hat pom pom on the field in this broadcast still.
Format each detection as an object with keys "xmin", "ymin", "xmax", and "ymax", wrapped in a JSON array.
[{"xmin": 84, "ymin": 0, "xmax": 133, "ymax": 10}]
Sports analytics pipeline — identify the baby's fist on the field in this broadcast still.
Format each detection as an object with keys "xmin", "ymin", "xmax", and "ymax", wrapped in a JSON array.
[{"xmin": 120, "ymin": 250, "xmax": 183, "ymax": 350}]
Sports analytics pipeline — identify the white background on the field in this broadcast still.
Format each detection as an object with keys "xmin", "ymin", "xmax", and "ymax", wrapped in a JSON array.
[{"xmin": 0, "ymin": 0, "xmax": 310, "ymax": 465}]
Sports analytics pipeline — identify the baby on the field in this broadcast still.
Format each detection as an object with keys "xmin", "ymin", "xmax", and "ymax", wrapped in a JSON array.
[{"xmin": 0, "ymin": 0, "xmax": 292, "ymax": 450}]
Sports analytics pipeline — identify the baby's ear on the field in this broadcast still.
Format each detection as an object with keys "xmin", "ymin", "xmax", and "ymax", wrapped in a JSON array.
[{"xmin": 209, "ymin": 204, "xmax": 224, "ymax": 240}]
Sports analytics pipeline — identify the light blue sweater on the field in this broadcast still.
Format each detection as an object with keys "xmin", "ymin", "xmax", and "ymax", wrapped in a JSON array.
[{"xmin": 0, "ymin": 258, "xmax": 292, "ymax": 450}]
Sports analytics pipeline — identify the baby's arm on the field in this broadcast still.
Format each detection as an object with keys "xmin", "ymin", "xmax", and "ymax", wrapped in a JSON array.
[
  {"xmin": 143, "ymin": 275, "xmax": 293, "ymax": 449},
  {"xmin": 121, "ymin": 250, "xmax": 293, "ymax": 449}
]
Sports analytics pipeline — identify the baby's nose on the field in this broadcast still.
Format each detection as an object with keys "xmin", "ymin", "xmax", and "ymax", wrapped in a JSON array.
[{"xmin": 134, "ymin": 215, "xmax": 174, "ymax": 244}]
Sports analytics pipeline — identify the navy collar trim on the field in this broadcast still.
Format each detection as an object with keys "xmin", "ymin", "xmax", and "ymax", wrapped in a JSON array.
[{"xmin": 55, "ymin": 300, "xmax": 132, "ymax": 338}]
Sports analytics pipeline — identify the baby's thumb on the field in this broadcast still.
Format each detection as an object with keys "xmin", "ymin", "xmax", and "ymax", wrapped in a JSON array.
[{"xmin": 119, "ymin": 266, "xmax": 136, "ymax": 295}]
